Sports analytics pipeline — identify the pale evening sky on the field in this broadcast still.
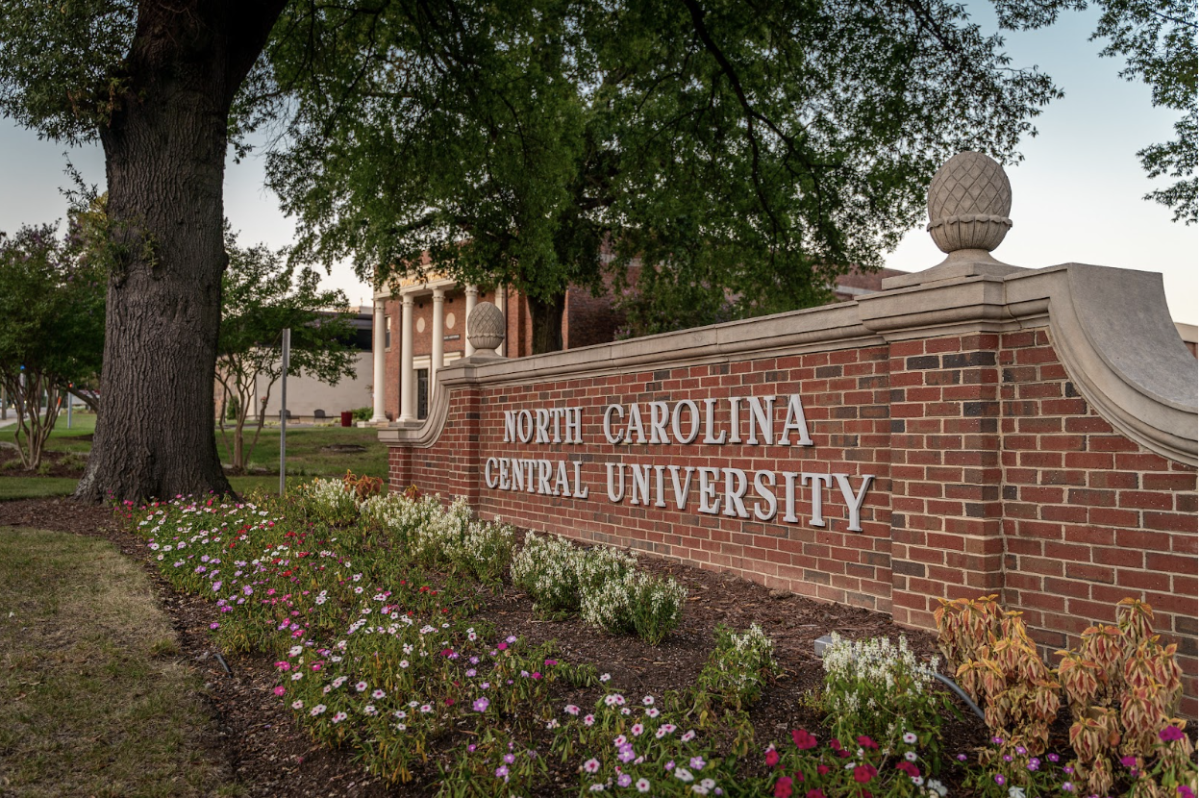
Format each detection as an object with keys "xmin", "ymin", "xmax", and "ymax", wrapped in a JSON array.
[{"xmin": 0, "ymin": 3, "xmax": 1195, "ymax": 323}]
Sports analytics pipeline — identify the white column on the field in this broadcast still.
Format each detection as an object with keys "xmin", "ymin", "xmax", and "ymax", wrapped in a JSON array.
[
  {"xmin": 370, "ymin": 299, "xmax": 387, "ymax": 423},
  {"xmin": 464, "ymin": 284, "xmax": 478, "ymax": 356},
  {"xmin": 398, "ymin": 294, "xmax": 416, "ymax": 422},
  {"xmin": 494, "ymin": 285, "xmax": 507, "ymax": 356},
  {"xmin": 431, "ymin": 288, "xmax": 445, "ymax": 400}
]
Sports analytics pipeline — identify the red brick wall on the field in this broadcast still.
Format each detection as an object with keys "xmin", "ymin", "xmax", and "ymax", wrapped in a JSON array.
[{"xmin": 389, "ymin": 324, "xmax": 1198, "ymax": 714}]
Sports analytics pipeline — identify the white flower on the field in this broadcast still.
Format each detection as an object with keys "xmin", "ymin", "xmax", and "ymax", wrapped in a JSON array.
[
  {"xmin": 636, "ymin": 779, "xmax": 651, "ymax": 793},
  {"xmin": 583, "ymin": 759, "xmax": 601, "ymax": 773},
  {"xmin": 903, "ymin": 731, "xmax": 918, "ymax": 744},
  {"xmin": 1008, "ymin": 788, "xmax": 1026, "ymax": 798},
  {"xmin": 674, "ymin": 767, "xmax": 694, "ymax": 782}
]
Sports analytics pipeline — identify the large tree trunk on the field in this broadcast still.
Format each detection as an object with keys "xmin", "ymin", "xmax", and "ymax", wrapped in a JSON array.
[
  {"xmin": 74, "ymin": 0, "xmax": 284, "ymax": 504},
  {"xmin": 528, "ymin": 291, "xmax": 567, "ymax": 355}
]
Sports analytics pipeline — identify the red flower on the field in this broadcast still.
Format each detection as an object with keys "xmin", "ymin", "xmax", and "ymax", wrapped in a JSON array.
[
  {"xmin": 765, "ymin": 748, "xmax": 780, "ymax": 767},
  {"xmin": 856, "ymin": 736, "xmax": 878, "ymax": 750},
  {"xmin": 806, "ymin": 791, "xmax": 826, "ymax": 798},
  {"xmin": 774, "ymin": 776, "xmax": 794, "ymax": 798},
  {"xmin": 817, "ymin": 765, "xmax": 830, "ymax": 776},
  {"xmin": 896, "ymin": 761, "xmax": 919, "ymax": 778},
  {"xmin": 793, "ymin": 730, "xmax": 819, "ymax": 750},
  {"xmin": 852, "ymin": 765, "xmax": 877, "ymax": 784}
]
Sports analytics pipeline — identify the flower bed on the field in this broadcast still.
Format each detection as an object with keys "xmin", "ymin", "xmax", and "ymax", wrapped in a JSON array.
[{"xmin": 123, "ymin": 479, "xmax": 1197, "ymax": 797}]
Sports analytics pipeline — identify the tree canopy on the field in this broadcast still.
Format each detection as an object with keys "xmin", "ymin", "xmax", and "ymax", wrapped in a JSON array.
[
  {"xmin": 0, "ymin": 219, "xmax": 106, "ymax": 468},
  {"xmin": 991, "ymin": 0, "xmax": 1197, "ymax": 224},
  {"xmin": 265, "ymin": 0, "xmax": 1062, "ymax": 348}
]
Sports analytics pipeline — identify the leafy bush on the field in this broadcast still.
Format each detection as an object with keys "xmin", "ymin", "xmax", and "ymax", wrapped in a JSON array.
[
  {"xmin": 511, "ymin": 533, "xmax": 636, "ymax": 619},
  {"xmin": 821, "ymin": 633, "xmax": 950, "ymax": 767},
  {"xmin": 938, "ymin": 594, "xmax": 1197, "ymax": 798},
  {"xmin": 581, "ymin": 571, "xmax": 687, "ymax": 645},
  {"xmin": 298, "ymin": 476, "xmax": 361, "ymax": 526},
  {"xmin": 350, "ymin": 406, "xmax": 373, "ymax": 421},
  {"xmin": 362, "ymin": 493, "xmax": 514, "ymax": 584},
  {"xmin": 935, "ymin": 596, "xmax": 1060, "ymax": 754},
  {"xmin": 690, "ymin": 624, "xmax": 780, "ymax": 720}
]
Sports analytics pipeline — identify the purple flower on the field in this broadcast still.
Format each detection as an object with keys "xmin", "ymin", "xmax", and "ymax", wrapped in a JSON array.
[
  {"xmin": 1063, "ymin": 782, "xmax": 1074, "ymax": 792},
  {"xmin": 1160, "ymin": 726, "xmax": 1186, "ymax": 743},
  {"xmin": 995, "ymin": 775, "xmax": 1006, "ymax": 785},
  {"xmin": 472, "ymin": 697, "xmax": 489, "ymax": 712}
]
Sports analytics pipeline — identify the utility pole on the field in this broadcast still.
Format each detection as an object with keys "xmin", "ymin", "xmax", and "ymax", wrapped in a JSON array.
[{"xmin": 279, "ymin": 328, "xmax": 291, "ymax": 497}]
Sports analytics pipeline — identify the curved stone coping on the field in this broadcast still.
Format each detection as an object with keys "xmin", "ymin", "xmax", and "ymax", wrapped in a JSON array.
[
  {"xmin": 1006, "ymin": 264, "xmax": 1197, "ymax": 466},
  {"xmin": 381, "ymin": 262, "xmax": 1198, "ymax": 466}
]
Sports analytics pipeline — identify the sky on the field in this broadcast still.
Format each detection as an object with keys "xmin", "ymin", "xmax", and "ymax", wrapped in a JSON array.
[{"xmin": 0, "ymin": 3, "xmax": 1195, "ymax": 323}]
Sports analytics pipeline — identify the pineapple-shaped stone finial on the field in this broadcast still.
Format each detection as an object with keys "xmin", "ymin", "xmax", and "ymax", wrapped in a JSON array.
[{"xmin": 926, "ymin": 151, "xmax": 1012, "ymax": 254}]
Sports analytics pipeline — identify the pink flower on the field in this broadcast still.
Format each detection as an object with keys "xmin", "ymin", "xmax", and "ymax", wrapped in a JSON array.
[
  {"xmin": 1160, "ymin": 726, "xmax": 1186, "ymax": 743},
  {"xmin": 774, "ymin": 776, "xmax": 794, "ymax": 798},
  {"xmin": 792, "ymin": 729, "xmax": 818, "ymax": 750},
  {"xmin": 765, "ymin": 748, "xmax": 780, "ymax": 767},
  {"xmin": 853, "ymin": 765, "xmax": 877, "ymax": 784},
  {"xmin": 273, "ymin": 686, "xmax": 286, "ymax": 696}
]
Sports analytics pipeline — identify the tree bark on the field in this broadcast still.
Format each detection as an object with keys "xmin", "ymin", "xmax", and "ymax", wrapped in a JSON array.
[
  {"xmin": 74, "ymin": 0, "xmax": 285, "ymax": 503},
  {"xmin": 527, "ymin": 291, "xmax": 567, "ymax": 355}
]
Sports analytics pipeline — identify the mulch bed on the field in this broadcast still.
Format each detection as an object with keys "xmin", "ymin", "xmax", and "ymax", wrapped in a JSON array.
[{"xmin": 0, "ymin": 497, "xmax": 990, "ymax": 797}]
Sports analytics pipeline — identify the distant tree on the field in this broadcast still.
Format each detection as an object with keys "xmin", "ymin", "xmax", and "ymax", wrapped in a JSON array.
[
  {"xmin": 992, "ymin": 0, "xmax": 1197, "ymax": 224},
  {"xmin": 216, "ymin": 231, "xmax": 357, "ymax": 474},
  {"xmin": 0, "ymin": 223, "xmax": 105, "ymax": 469}
]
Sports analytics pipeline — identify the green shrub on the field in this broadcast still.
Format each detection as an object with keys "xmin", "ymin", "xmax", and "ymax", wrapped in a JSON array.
[
  {"xmin": 511, "ymin": 534, "xmax": 637, "ymax": 619},
  {"xmin": 297, "ymin": 476, "xmax": 360, "ymax": 526},
  {"xmin": 691, "ymin": 624, "xmax": 780, "ymax": 719},
  {"xmin": 580, "ymin": 571, "xmax": 687, "ymax": 645},
  {"xmin": 821, "ymin": 633, "xmax": 950, "ymax": 767},
  {"xmin": 350, "ymin": 406, "xmax": 373, "ymax": 422}
]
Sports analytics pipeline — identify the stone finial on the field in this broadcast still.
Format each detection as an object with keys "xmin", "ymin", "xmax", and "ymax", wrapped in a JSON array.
[
  {"xmin": 927, "ymin": 151, "xmax": 1012, "ymax": 254},
  {"xmin": 467, "ymin": 301, "xmax": 506, "ymax": 352}
]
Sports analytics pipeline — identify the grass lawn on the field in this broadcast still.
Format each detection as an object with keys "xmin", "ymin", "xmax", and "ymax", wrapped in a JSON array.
[
  {"xmin": 0, "ymin": 527, "xmax": 242, "ymax": 797},
  {"xmin": 0, "ymin": 477, "xmax": 79, "ymax": 501},
  {"xmin": 213, "ymin": 422, "xmax": 388, "ymax": 479},
  {"xmin": 0, "ymin": 411, "xmax": 96, "ymax": 454},
  {"xmin": 0, "ymin": 414, "xmax": 388, "ymax": 501}
]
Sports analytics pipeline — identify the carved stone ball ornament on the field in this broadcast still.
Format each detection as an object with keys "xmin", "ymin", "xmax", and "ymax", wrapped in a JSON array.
[
  {"xmin": 467, "ymin": 301, "xmax": 506, "ymax": 352},
  {"xmin": 927, "ymin": 151, "xmax": 1013, "ymax": 254}
]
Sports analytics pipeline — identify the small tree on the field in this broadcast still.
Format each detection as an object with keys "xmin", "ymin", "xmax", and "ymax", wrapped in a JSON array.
[
  {"xmin": 0, "ymin": 223, "xmax": 105, "ymax": 469},
  {"xmin": 216, "ymin": 231, "xmax": 357, "ymax": 473}
]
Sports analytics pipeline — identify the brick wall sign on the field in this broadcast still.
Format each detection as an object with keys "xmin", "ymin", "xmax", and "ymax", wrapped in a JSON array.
[{"xmin": 380, "ymin": 154, "xmax": 1199, "ymax": 715}]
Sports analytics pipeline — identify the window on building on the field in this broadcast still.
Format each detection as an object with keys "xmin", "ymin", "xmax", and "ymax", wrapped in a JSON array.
[
  {"xmin": 416, "ymin": 369, "xmax": 429, "ymax": 420},
  {"xmin": 385, "ymin": 317, "xmax": 392, "ymax": 350}
]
